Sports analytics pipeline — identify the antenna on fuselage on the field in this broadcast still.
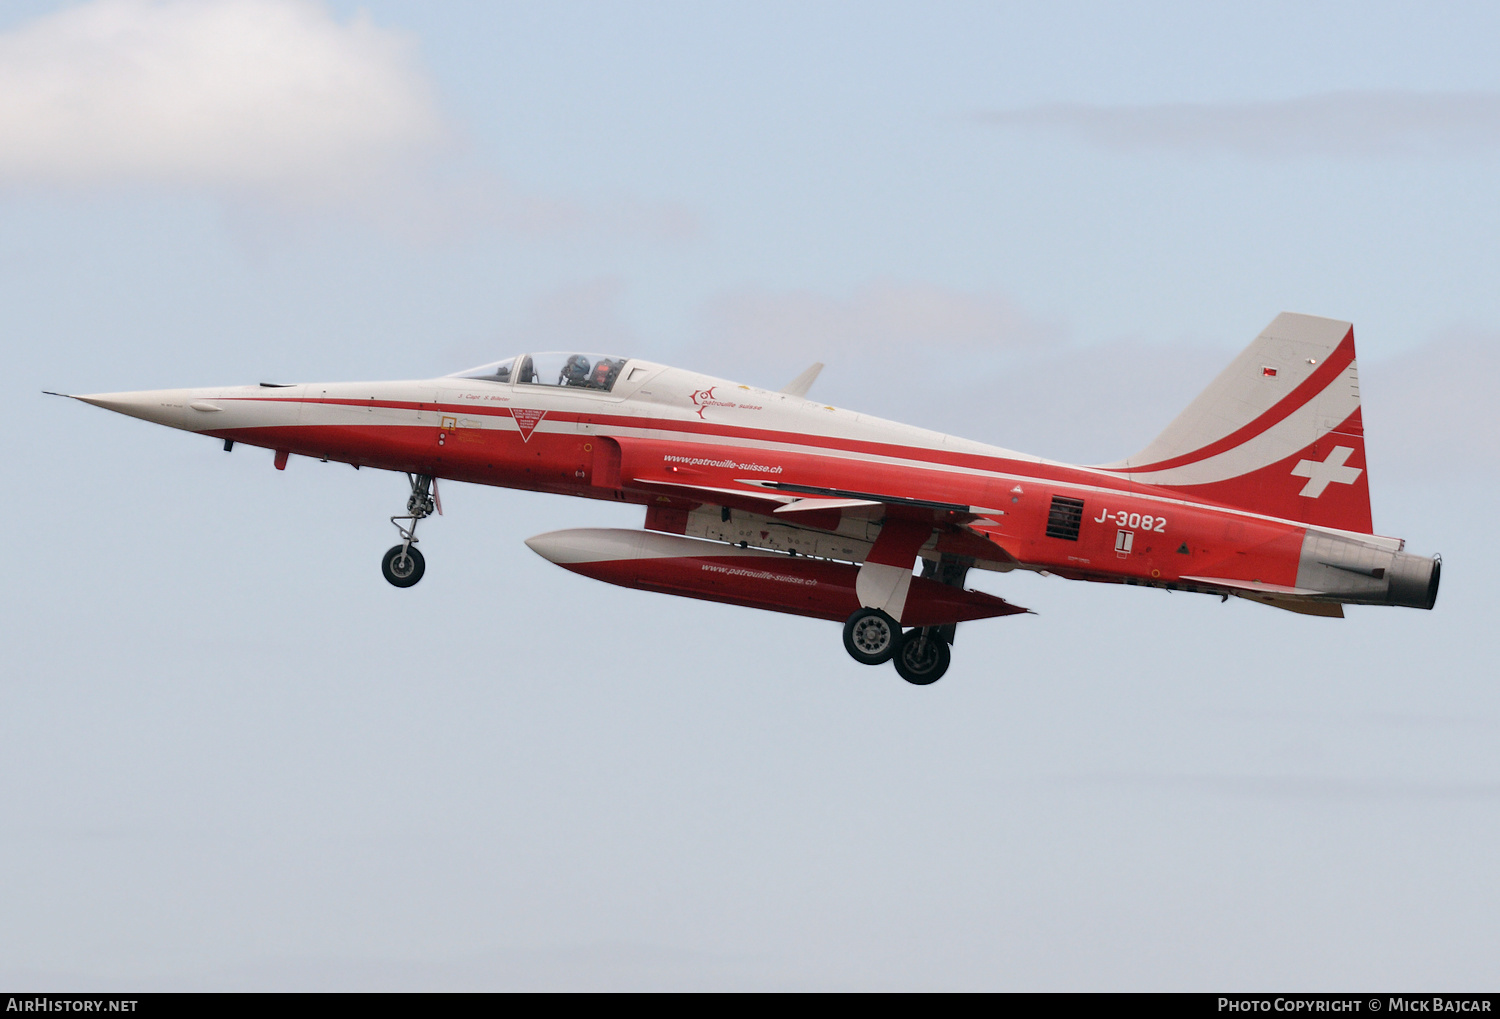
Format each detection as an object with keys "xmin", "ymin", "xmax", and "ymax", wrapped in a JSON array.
[{"xmin": 779, "ymin": 362, "xmax": 824, "ymax": 399}]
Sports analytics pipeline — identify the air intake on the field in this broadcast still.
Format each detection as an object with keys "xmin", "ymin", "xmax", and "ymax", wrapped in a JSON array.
[{"xmin": 1046, "ymin": 496, "xmax": 1085, "ymax": 541}]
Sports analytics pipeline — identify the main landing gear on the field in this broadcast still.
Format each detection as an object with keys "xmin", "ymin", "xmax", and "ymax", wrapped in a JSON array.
[
  {"xmin": 382, "ymin": 473, "xmax": 439, "ymax": 588},
  {"xmin": 892, "ymin": 628, "xmax": 950, "ymax": 685},
  {"xmin": 843, "ymin": 608, "xmax": 899, "ymax": 665},
  {"xmin": 842, "ymin": 608, "xmax": 952, "ymax": 685}
]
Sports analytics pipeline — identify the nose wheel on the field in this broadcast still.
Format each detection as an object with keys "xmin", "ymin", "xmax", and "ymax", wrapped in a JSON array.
[
  {"xmin": 382, "ymin": 544, "xmax": 426, "ymax": 587},
  {"xmin": 382, "ymin": 473, "xmax": 439, "ymax": 588}
]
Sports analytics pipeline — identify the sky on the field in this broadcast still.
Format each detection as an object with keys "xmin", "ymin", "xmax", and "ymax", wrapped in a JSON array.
[{"xmin": 2, "ymin": 0, "xmax": 1497, "ymax": 991}]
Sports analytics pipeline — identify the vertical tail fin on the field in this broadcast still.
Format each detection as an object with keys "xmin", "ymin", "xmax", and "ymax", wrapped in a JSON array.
[{"xmin": 1099, "ymin": 312, "xmax": 1372, "ymax": 533}]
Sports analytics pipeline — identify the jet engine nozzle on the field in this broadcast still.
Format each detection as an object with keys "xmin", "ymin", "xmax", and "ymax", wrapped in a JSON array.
[{"xmin": 1385, "ymin": 551, "xmax": 1440, "ymax": 610}]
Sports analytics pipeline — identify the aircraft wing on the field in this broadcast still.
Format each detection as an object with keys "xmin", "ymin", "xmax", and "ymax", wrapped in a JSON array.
[{"xmin": 614, "ymin": 436, "xmax": 1018, "ymax": 567}]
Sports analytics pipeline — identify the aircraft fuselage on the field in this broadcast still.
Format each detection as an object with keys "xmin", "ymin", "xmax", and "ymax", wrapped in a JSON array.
[{"xmin": 66, "ymin": 315, "xmax": 1441, "ymax": 683}]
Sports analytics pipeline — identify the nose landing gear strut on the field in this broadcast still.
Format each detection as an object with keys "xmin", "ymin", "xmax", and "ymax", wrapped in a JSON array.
[{"xmin": 382, "ymin": 473, "xmax": 439, "ymax": 588}]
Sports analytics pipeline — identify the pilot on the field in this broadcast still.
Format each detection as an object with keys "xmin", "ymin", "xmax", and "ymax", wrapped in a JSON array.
[{"xmin": 561, "ymin": 354, "xmax": 591, "ymax": 387}]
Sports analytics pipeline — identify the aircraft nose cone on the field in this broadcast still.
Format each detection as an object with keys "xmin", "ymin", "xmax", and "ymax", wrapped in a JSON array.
[
  {"xmin": 72, "ymin": 388, "xmax": 217, "ymax": 430},
  {"xmin": 75, "ymin": 391, "xmax": 160, "ymax": 415}
]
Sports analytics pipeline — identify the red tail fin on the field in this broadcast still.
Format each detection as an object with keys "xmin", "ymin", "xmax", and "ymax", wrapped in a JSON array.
[{"xmin": 1099, "ymin": 313, "xmax": 1372, "ymax": 533}]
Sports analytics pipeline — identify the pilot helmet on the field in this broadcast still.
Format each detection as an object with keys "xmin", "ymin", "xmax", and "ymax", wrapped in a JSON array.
[{"xmin": 562, "ymin": 354, "xmax": 591, "ymax": 385}]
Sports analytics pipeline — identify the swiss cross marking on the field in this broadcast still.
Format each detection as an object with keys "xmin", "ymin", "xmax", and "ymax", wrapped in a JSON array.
[{"xmin": 1290, "ymin": 445, "xmax": 1362, "ymax": 498}]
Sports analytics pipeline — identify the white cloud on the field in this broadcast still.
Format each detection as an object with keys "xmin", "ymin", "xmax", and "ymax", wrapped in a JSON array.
[
  {"xmin": 0, "ymin": 0, "xmax": 446, "ymax": 197},
  {"xmin": 0, "ymin": 1, "xmax": 702, "ymax": 239},
  {"xmin": 983, "ymin": 92, "xmax": 1500, "ymax": 158},
  {"xmin": 699, "ymin": 280, "xmax": 1061, "ymax": 362}
]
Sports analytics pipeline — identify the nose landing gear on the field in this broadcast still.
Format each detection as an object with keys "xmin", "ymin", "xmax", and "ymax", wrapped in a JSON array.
[
  {"xmin": 381, "ymin": 543, "xmax": 425, "ymax": 587},
  {"xmin": 382, "ymin": 473, "xmax": 439, "ymax": 588}
]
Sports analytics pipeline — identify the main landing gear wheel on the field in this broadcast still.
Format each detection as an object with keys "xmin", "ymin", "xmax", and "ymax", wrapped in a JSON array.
[
  {"xmin": 382, "ymin": 544, "xmax": 426, "ymax": 588},
  {"xmin": 843, "ymin": 608, "xmax": 900, "ymax": 665},
  {"xmin": 893, "ymin": 629, "xmax": 951, "ymax": 685}
]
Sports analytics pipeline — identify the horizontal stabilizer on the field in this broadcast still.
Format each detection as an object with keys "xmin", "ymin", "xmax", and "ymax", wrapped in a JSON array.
[
  {"xmin": 1181, "ymin": 575, "xmax": 1345, "ymax": 618},
  {"xmin": 1180, "ymin": 576, "xmax": 1324, "ymax": 597},
  {"xmin": 1233, "ymin": 594, "xmax": 1345, "ymax": 618}
]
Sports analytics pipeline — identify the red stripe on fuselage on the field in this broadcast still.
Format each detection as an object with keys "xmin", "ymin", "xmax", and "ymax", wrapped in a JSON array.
[
  {"xmin": 215, "ymin": 393, "xmax": 1352, "ymax": 536},
  {"xmin": 221, "ymin": 394, "xmax": 1129, "ymax": 493}
]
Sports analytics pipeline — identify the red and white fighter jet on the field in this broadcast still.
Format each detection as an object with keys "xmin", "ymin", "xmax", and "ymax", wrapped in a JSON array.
[{"xmin": 55, "ymin": 312, "xmax": 1439, "ymax": 684}]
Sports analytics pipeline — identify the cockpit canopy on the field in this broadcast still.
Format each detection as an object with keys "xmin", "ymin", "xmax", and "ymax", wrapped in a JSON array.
[{"xmin": 451, "ymin": 352, "xmax": 632, "ymax": 392}]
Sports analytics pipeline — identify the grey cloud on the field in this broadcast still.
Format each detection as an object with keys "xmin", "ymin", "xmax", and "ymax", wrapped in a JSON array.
[
  {"xmin": 1362, "ymin": 329, "xmax": 1500, "ymax": 483},
  {"xmin": 698, "ymin": 280, "xmax": 1062, "ymax": 363},
  {"xmin": 444, "ymin": 278, "xmax": 640, "ymax": 372},
  {"xmin": 800, "ymin": 325, "xmax": 1498, "ymax": 484},
  {"xmin": 983, "ymin": 91, "xmax": 1500, "ymax": 158},
  {"xmin": 502, "ymin": 278, "xmax": 639, "ymax": 352},
  {"xmin": 1057, "ymin": 773, "xmax": 1500, "ymax": 802},
  {"xmin": 824, "ymin": 336, "xmax": 1232, "ymax": 465}
]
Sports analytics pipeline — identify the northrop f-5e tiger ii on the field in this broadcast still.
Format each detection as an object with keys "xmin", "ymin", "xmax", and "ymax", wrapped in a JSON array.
[{"xmin": 53, "ymin": 312, "xmax": 1439, "ymax": 684}]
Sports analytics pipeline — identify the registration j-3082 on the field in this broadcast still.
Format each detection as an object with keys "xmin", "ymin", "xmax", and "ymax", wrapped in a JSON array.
[{"xmin": 1094, "ymin": 507, "xmax": 1168, "ymax": 532}]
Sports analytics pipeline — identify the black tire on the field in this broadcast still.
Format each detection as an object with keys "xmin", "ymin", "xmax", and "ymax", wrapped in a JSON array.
[
  {"xmin": 382, "ymin": 544, "xmax": 426, "ymax": 588},
  {"xmin": 843, "ymin": 608, "xmax": 899, "ymax": 665},
  {"xmin": 893, "ymin": 629, "xmax": 950, "ymax": 685}
]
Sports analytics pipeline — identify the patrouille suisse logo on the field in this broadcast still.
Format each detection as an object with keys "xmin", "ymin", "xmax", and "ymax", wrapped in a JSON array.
[
  {"xmin": 690, "ymin": 386, "xmax": 762, "ymax": 419},
  {"xmin": 689, "ymin": 386, "xmax": 718, "ymax": 419},
  {"xmin": 512, "ymin": 407, "xmax": 547, "ymax": 442}
]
